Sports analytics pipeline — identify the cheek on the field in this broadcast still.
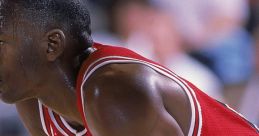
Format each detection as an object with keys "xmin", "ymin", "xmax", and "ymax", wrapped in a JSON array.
[
  {"xmin": 1, "ymin": 41, "xmax": 43, "ymax": 92},
  {"xmin": 2, "ymin": 46, "xmax": 31, "ymax": 90},
  {"xmin": 2, "ymin": 64, "xmax": 36, "ymax": 103},
  {"xmin": 3, "ymin": 46, "xmax": 20, "ymax": 73},
  {"xmin": 3, "ymin": 60, "xmax": 28, "ymax": 95},
  {"xmin": 6, "ymin": 44, "xmax": 37, "ymax": 73}
]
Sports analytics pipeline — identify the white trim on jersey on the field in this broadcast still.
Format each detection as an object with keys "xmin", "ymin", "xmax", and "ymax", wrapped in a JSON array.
[
  {"xmin": 50, "ymin": 126, "xmax": 54, "ymax": 136},
  {"xmin": 38, "ymin": 100, "xmax": 50, "ymax": 136},
  {"xmin": 60, "ymin": 116, "xmax": 88, "ymax": 136},
  {"xmin": 178, "ymin": 79, "xmax": 203, "ymax": 136},
  {"xmin": 38, "ymin": 100, "xmax": 87, "ymax": 136},
  {"xmin": 48, "ymin": 109, "xmax": 70, "ymax": 136},
  {"xmin": 79, "ymin": 56, "xmax": 203, "ymax": 136}
]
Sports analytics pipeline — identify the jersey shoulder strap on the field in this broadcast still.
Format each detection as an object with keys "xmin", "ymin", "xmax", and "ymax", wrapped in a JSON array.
[{"xmin": 76, "ymin": 43, "xmax": 201, "ymax": 136}]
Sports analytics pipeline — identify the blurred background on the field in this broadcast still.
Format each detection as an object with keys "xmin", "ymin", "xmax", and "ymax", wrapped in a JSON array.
[{"xmin": 0, "ymin": 0, "xmax": 258, "ymax": 135}]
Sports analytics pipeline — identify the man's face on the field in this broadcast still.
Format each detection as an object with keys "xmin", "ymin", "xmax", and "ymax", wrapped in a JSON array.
[{"xmin": 0, "ymin": 17, "xmax": 45, "ymax": 103}]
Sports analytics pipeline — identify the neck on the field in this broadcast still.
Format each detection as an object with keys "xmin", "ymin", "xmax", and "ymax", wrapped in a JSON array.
[
  {"xmin": 37, "ymin": 61, "xmax": 84, "ymax": 126},
  {"xmin": 35, "ymin": 47, "xmax": 94, "ymax": 126}
]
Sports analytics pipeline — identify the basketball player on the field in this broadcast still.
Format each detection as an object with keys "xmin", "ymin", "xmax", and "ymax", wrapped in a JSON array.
[{"xmin": 0, "ymin": 0, "xmax": 258, "ymax": 136}]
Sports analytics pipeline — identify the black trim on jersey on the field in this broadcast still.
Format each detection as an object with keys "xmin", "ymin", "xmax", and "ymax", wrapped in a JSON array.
[{"xmin": 216, "ymin": 100, "xmax": 259, "ymax": 133}]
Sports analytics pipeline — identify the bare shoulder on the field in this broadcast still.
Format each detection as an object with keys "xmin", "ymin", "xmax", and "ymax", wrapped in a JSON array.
[
  {"xmin": 16, "ymin": 99, "xmax": 46, "ymax": 136},
  {"xmin": 82, "ymin": 63, "xmax": 188, "ymax": 136}
]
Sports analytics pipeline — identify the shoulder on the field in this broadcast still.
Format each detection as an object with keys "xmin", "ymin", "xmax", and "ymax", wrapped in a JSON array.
[
  {"xmin": 83, "ymin": 63, "xmax": 160, "ymax": 101},
  {"xmin": 83, "ymin": 63, "xmax": 160, "ymax": 110},
  {"xmin": 81, "ymin": 63, "xmax": 186, "ymax": 136}
]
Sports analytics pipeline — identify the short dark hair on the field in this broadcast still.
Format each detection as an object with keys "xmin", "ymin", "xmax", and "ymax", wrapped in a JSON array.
[{"xmin": 1, "ymin": 0, "xmax": 93, "ymax": 47}]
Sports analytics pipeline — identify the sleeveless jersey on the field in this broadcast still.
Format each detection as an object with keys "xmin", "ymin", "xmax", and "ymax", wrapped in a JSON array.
[
  {"xmin": 77, "ymin": 43, "xmax": 259, "ymax": 136},
  {"xmin": 40, "ymin": 43, "xmax": 259, "ymax": 136},
  {"xmin": 38, "ymin": 101, "xmax": 88, "ymax": 136}
]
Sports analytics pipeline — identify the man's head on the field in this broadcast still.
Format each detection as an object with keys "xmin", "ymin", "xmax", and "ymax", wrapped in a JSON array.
[{"xmin": 0, "ymin": 0, "xmax": 92, "ymax": 103}]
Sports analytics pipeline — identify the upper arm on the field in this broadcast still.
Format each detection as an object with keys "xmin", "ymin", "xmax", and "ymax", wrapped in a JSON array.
[
  {"xmin": 82, "ymin": 64, "xmax": 184, "ymax": 136},
  {"xmin": 16, "ymin": 99, "xmax": 46, "ymax": 136}
]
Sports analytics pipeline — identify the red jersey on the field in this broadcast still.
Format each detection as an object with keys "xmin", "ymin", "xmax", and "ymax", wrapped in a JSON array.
[
  {"xmin": 40, "ymin": 43, "xmax": 259, "ymax": 136},
  {"xmin": 38, "ymin": 101, "xmax": 88, "ymax": 136}
]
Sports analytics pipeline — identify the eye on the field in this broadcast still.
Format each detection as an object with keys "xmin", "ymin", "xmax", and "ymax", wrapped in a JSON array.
[{"xmin": 0, "ymin": 40, "xmax": 5, "ymax": 46}]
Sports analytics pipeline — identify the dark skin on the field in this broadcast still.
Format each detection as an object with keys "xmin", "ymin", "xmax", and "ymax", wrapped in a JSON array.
[
  {"xmin": 83, "ymin": 64, "xmax": 192, "ymax": 136},
  {"xmin": 0, "ymin": 14, "xmax": 192, "ymax": 136},
  {"xmin": 16, "ymin": 99, "xmax": 46, "ymax": 136}
]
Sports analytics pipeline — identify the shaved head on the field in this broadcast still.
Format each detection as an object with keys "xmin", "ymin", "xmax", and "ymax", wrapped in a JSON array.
[{"xmin": 0, "ymin": 0, "xmax": 93, "ymax": 47}]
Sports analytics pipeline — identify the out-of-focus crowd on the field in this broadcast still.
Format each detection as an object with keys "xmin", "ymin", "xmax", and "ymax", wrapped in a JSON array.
[{"xmin": 0, "ymin": 0, "xmax": 258, "ymax": 135}]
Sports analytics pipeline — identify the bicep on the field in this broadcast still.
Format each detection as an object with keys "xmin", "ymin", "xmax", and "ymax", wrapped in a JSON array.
[{"xmin": 82, "ymin": 64, "xmax": 184, "ymax": 136}]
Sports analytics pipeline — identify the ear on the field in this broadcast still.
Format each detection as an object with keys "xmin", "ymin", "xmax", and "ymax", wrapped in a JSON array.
[{"xmin": 44, "ymin": 29, "xmax": 66, "ymax": 62}]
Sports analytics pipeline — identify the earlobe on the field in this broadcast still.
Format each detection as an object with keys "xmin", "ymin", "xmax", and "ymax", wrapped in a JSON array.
[{"xmin": 45, "ymin": 29, "xmax": 66, "ymax": 62}]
